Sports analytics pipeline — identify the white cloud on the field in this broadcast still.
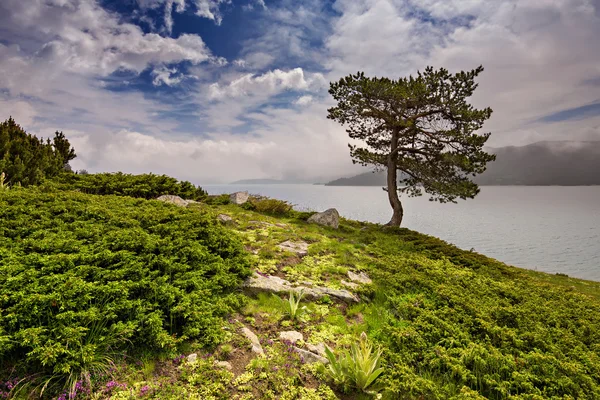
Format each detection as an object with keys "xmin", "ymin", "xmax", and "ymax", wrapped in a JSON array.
[
  {"xmin": 152, "ymin": 66, "xmax": 184, "ymax": 86},
  {"xmin": 193, "ymin": 0, "xmax": 231, "ymax": 25},
  {"xmin": 208, "ymin": 68, "xmax": 326, "ymax": 100},
  {"xmin": 295, "ymin": 95, "xmax": 314, "ymax": 106}
]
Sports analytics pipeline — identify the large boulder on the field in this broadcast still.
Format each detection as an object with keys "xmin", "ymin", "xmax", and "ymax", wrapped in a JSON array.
[
  {"xmin": 156, "ymin": 195, "xmax": 189, "ymax": 207},
  {"xmin": 307, "ymin": 208, "xmax": 340, "ymax": 229},
  {"xmin": 230, "ymin": 191, "xmax": 250, "ymax": 205}
]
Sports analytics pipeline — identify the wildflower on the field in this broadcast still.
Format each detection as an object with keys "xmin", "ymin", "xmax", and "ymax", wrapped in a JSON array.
[{"xmin": 140, "ymin": 385, "xmax": 151, "ymax": 396}]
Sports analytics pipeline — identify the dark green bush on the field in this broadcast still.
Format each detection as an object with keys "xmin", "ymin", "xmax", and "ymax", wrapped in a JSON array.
[
  {"xmin": 0, "ymin": 187, "xmax": 250, "ymax": 396},
  {"xmin": 204, "ymin": 194, "xmax": 231, "ymax": 205},
  {"xmin": 48, "ymin": 172, "xmax": 207, "ymax": 200},
  {"xmin": 242, "ymin": 197, "xmax": 293, "ymax": 215}
]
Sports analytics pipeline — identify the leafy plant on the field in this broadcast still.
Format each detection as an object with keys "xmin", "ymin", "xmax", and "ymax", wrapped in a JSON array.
[
  {"xmin": 324, "ymin": 332, "xmax": 384, "ymax": 394},
  {"xmin": 283, "ymin": 290, "xmax": 307, "ymax": 321}
]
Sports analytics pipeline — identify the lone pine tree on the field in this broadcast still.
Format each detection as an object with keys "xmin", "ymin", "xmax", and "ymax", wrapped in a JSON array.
[{"xmin": 328, "ymin": 66, "xmax": 495, "ymax": 226}]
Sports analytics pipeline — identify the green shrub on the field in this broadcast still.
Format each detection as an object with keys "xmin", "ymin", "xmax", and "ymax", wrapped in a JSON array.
[
  {"xmin": 242, "ymin": 197, "xmax": 293, "ymax": 215},
  {"xmin": 47, "ymin": 172, "xmax": 207, "ymax": 200},
  {"xmin": 325, "ymin": 332, "xmax": 384, "ymax": 394},
  {"xmin": 204, "ymin": 194, "xmax": 231, "ymax": 205},
  {"xmin": 0, "ymin": 187, "xmax": 251, "ymax": 396},
  {"xmin": 283, "ymin": 290, "xmax": 307, "ymax": 321}
]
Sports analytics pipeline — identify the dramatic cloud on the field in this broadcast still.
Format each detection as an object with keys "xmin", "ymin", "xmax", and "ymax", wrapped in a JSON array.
[{"xmin": 1, "ymin": 0, "xmax": 599, "ymax": 182}]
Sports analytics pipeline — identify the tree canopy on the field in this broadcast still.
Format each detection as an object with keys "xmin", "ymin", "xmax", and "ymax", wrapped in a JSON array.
[
  {"xmin": 328, "ymin": 66, "xmax": 495, "ymax": 226},
  {"xmin": 0, "ymin": 117, "xmax": 77, "ymax": 186}
]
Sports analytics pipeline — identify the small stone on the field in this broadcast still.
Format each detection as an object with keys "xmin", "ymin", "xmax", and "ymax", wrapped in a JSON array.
[
  {"xmin": 230, "ymin": 191, "xmax": 250, "ymax": 205},
  {"xmin": 306, "ymin": 342, "xmax": 327, "ymax": 357},
  {"xmin": 241, "ymin": 326, "xmax": 264, "ymax": 354},
  {"xmin": 279, "ymin": 331, "xmax": 304, "ymax": 344},
  {"xmin": 275, "ymin": 223, "xmax": 289, "ymax": 228},
  {"xmin": 307, "ymin": 208, "xmax": 340, "ymax": 229},
  {"xmin": 156, "ymin": 195, "xmax": 189, "ymax": 207},
  {"xmin": 277, "ymin": 240, "xmax": 309, "ymax": 256},
  {"xmin": 294, "ymin": 347, "xmax": 328, "ymax": 364},
  {"xmin": 217, "ymin": 214, "xmax": 233, "ymax": 223},
  {"xmin": 348, "ymin": 271, "xmax": 372, "ymax": 285},
  {"xmin": 187, "ymin": 353, "xmax": 198, "ymax": 364},
  {"xmin": 214, "ymin": 361, "xmax": 233, "ymax": 370}
]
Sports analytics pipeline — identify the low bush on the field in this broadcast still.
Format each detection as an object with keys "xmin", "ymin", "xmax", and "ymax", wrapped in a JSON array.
[
  {"xmin": 0, "ymin": 187, "xmax": 251, "ymax": 397},
  {"xmin": 242, "ymin": 197, "xmax": 293, "ymax": 215},
  {"xmin": 47, "ymin": 172, "xmax": 207, "ymax": 200},
  {"xmin": 203, "ymin": 194, "xmax": 231, "ymax": 205}
]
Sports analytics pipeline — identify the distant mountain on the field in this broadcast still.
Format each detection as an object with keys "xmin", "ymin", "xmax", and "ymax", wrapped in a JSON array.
[
  {"xmin": 325, "ymin": 141, "xmax": 600, "ymax": 186},
  {"xmin": 229, "ymin": 179, "xmax": 286, "ymax": 184},
  {"xmin": 325, "ymin": 171, "xmax": 387, "ymax": 186},
  {"xmin": 475, "ymin": 141, "xmax": 600, "ymax": 185}
]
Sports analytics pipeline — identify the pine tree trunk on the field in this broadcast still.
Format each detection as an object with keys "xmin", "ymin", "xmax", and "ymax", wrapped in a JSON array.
[{"xmin": 385, "ymin": 128, "xmax": 404, "ymax": 227}]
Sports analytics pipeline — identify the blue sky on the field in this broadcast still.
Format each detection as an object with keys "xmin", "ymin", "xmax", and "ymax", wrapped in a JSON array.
[{"xmin": 1, "ymin": 0, "xmax": 600, "ymax": 183}]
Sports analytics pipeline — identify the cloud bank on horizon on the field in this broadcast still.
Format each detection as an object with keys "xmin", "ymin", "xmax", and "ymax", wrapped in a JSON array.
[{"xmin": 1, "ymin": 0, "xmax": 599, "ymax": 183}]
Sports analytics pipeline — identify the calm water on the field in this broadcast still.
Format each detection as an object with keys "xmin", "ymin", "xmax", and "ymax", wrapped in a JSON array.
[{"xmin": 203, "ymin": 185, "xmax": 600, "ymax": 281}]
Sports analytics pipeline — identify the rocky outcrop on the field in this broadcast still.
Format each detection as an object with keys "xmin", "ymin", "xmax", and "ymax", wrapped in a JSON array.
[
  {"xmin": 294, "ymin": 347, "xmax": 328, "ymax": 364},
  {"xmin": 348, "ymin": 271, "xmax": 372, "ymax": 285},
  {"xmin": 230, "ymin": 191, "xmax": 249, "ymax": 205},
  {"xmin": 243, "ymin": 272, "xmax": 359, "ymax": 303},
  {"xmin": 241, "ymin": 326, "xmax": 264, "ymax": 355},
  {"xmin": 307, "ymin": 208, "xmax": 340, "ymax": 229},
  {"xmin": 156, "ymin": 195, "xmax": 189, "ymax": 207},
  {"xmin": 279, "ymin": 331, "xmax": 303, "ymax": 344},
  {"xmin": 277, "ymin": 240, "xmax": 309, "ymax": 256},
  {"xmin": 217, "ymin": 214, "xmax": 233, "ymax": 223},
  {"xmin": 305, "ymin": 342, "xmax": 326, "ymax": 357}
]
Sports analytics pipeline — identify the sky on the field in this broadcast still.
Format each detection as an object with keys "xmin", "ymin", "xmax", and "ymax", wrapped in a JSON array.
[{"xmin": 1, "ymin": 0, "xmax": 600, "ymax": 184}]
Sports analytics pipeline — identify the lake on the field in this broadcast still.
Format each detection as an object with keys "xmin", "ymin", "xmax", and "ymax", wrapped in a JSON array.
[{"xmin": 203, "ymin": 184, "xmax": 600, "ymax": 282}]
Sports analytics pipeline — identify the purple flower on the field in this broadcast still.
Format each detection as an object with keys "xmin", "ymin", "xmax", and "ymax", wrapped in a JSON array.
[
  {"xmin": 140, "ymin": 385, "xmax": 151, "ymax": 396},
  {"xmin": 57, "ymin": 393, "xmax": 67, "ymax": 400}
]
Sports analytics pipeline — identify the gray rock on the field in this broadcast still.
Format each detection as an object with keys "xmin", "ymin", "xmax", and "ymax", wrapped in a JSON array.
[
  {"xmin": 242, "ymin": 273, "xmax": 359, "ymax": 303},
  {"xmin": 294, "ymin": 347, "xmax": 328, "ymax": 364},
  {"xmin": 241, "ymin": 326, "xmax": 264, "ymax": 354},
  {"xmin": 217, "ymin": 214, "xmax": 233, "ymax": 223},
  {"xmin": 214, "ymin": 360, "xmax": 233, "ymax": 370},
  {"xmin": 347, "ymin": 271, "xmax": 372, "ymax": 285},
  {"xmin": 230, "ymin": 191, "xmax": 250, "ymax": 205},
  {"xmin": 156, "ymin": 195, "xmax": 189, "ymax": 207},
  {"xmin": 341, "ymin": 280, "xmax": 359, "ymax": 290},
  {"xmin": 307, "ymin": 208, "xmax": 340, "ymax": 229},
  {"xmin": 187, "ymin": 353, "xmax": 198, "ymax": 364},
  {"xmin": 277, "ymin": 240, "xmax": 309, "ymax": 256},
  {"xmin": 306, "ymin": 342, "xmax": 327, "ymax": 357},
  {"xmin": 279, "ymin": 330, "xmax": 304, "ymax": 344}
]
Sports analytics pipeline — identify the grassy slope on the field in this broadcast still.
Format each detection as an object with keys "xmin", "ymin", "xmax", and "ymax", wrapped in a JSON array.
[{"xmin": 2, "ymin": 190, "xmax": 599, "ymax": 399}]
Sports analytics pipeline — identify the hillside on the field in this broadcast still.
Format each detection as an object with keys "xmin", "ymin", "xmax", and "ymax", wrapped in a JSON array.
[
  {"xmin": 1, "ymin": 183, "xmax": 600, "ymax": 399},
  {"xmin": 325, "ymin": 141, "xmax": 600, "ymax": 186}
]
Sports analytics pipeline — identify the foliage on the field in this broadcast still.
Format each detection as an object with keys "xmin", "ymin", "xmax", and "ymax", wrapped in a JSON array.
[
  {"xmin": 0, "ymin": 187, "xmax": 251, "ymax": 397},
  {"xmin": 327, "ymin": 67, "xmax": 495, "ymax": 225},
  {"xmin": 0, "ymin": 172, "xmax": 7, "ymax": 190},
  {"xmin": 243, "ymin": 197, "xmax": 293, "ymax": 216},
  {"xmin": 0, "ymin": 117, "xmax": 77, "ymax": 187},
  {"xmin": 325, "ymin": 332, "xmax": 384, "ymax": 394},
  {"xmin": 204, "ymin": 194, "xmax": 231, "ymax": 205},
  {"xmin": 48, "ymin": 171, "xmax": 207, "ymax": 200},
  {"xmin": 284, "ymin": 291, "xmax": 307, "ymax": 321}
]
